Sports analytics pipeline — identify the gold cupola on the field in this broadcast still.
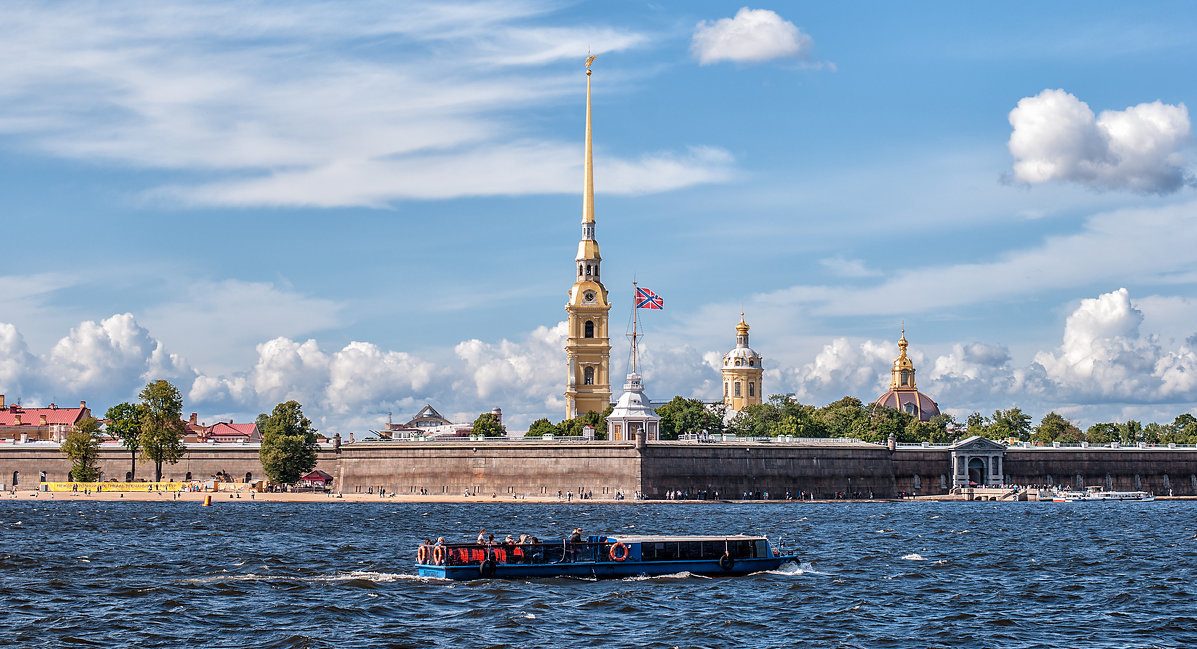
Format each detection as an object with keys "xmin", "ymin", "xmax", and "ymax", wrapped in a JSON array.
[
  {"xmin": 890, "ymin": 326, "xmax": 917, "ymax": 390},
  {"xmin": 875, "ymin": 325, "xmax": 941, "ymax": 422}
]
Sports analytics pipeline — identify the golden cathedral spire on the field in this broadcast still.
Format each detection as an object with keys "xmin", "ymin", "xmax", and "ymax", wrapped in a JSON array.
[
  {"xmin": 582, "ymin": 54, "xmax": 596, "ymax": 225},
  {"xmin": 565, "ymin": 55, "xmax": 611, "ymax": 419}
]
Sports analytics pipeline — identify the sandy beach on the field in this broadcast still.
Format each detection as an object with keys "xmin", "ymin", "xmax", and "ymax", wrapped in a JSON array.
[{"xmin": 4, "ymin": 489, "xmax": 875, "ymax": 504}]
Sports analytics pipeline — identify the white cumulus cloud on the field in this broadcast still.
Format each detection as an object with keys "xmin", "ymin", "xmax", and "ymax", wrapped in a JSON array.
[
  {"xmin": 1008, "ymin": 89, "xmax": 1193, "ymax": 193},
  {"xmin": 691, "ymin": 7, "xmax": 813, "ymax": 65},
  {"xmin": 43, "ymin": 314, "xmax": 193, "ymax": 401}
]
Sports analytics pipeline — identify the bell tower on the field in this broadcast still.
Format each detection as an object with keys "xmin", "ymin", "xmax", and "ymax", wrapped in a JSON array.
[
  {"xmin": 564, "ymin": 56, "xmax": 612, "ymax": 419},
  {"xmin": 721, "ymin": 313, "xmax": 764, "ymax": 412}
]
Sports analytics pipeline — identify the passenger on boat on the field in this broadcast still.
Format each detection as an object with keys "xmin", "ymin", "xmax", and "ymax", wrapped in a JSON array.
[
  {"xmin": 476, "ymin": 529, "xmax": 487, "ymax": 544},
  {"xmin": 567, "ymin": 528, "xmax": 583, "ymax": 562}
]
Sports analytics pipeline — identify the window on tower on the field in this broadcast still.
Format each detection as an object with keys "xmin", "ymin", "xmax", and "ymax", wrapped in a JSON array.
[
  {"xmin": 735, "ymin": 358, "xmax": 742, "ymax": 367},
  {"xmin": 584, "ymin": 366, "xmax": 595, "ymax": 385},
  {"xmin": 724, "ymin": 382, "xmax": 729, "ymax": 397},
  {"xmin": 734, "ymin": 382, "xmax": 741, "ymax": 397},
  {"xmin": 584, "ymin": 320, "xmax": 595, "ymax": 338},
  {"xmin": 901, "ymin": 370, "xmax": 911, "ymax": 386},
  {"xmin": 749, "ymin": 382, "xmax": 755, "ymax": 397},
  {"xmin": 749, "ymin": 359, "xmax": 754, "ymax": 366}
]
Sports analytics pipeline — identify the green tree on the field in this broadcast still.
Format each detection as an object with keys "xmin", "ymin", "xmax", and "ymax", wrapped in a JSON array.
[
  {"xmin": 105, "ymin": 401, "xmax": 144, "ymax": 480},
  {"xmin": 816, "ymin": 397, "xmax": 867, "ymax": 438},
  {"xmin": 472, "ymin": 412, "xmax": 506, "ymax": 437},
  {"xmin": 259, "ymin": 400, "xmax": 319, "ymax": 485},
  {"xmin": 965, "ymin": 412, "xmax": 989, "ymax": 437},
  {"xmin": 1086, "ymin": 422, "xmax": 1118, "ymax": 444},
  {"xmin": 138, "ymin": 380, "xmax": 186, "ymax": 482},
  {"xmin": 1142, "ymin": 422, "xmax": 1166, "ymax": 444},
  {"xmin": 988, "ymin": 408, "xmax": 1032, "ymax": 441},
  {"xmin": 656, "ymin": 396, "xmax": 724, "ymax": 440},
  {"xmin": 865, "ymin": 403, "xmax": 912, "ymax": 443},
  {"xmin": 726, "ymin": 402, "xmax": 776, "ymax": 437},
  {"xmin": 904, "ymin": 413, "xmax": 956, "ymax": 444},
  {"xmin": 1032, "ymin": 412, "xmax": 1082, "ymax": 444},
  {"xmin": 524, "ymin": 417, "xmax": 558, "ymax": 438},
  {"xmin": 62, "ymin": 416, "xmax": 103, "ymax": 482},
  {"xmin": 1116, "ymin": 420, "xmax": 1143, "ymax": 445},
  {"xmin": 1167, "ymin": 414, "xmax": 1197, "ymax": 444}
]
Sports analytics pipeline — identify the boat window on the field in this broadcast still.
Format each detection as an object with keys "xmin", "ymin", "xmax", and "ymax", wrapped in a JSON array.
[
  {"xmin": 678, "ymin": 542, "xmax": 702, "ymax": 560},
  {"xmin": 702, "ymin": 541, "xmax": 724, "ymax": 558},
  {"xmin": 756, "ymin": 540, "xmax": 769, "ymax": 557},
  {"xmin": 729, "ymin": 540, "xmax": 756, "ymax": 558},
  {"xmin": 643, "ymin": 542, "xmax": 679, "ymax": 560}
]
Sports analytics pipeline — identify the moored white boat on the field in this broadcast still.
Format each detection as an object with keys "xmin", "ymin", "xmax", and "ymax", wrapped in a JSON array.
[{"xmin": 1051, "ymin": 486, "xmax": 1154, "ymax": 502}]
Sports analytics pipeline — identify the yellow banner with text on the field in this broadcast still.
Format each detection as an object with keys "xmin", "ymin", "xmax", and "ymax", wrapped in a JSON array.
[{"xmin": 44, "ymin": 481, "xmax": 189, "ymax": 493}]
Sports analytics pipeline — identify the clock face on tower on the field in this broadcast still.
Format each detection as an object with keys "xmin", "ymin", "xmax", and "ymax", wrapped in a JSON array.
[{"xmin": 583, "ymin": 290, "xmax": 596, "ymax": 303}]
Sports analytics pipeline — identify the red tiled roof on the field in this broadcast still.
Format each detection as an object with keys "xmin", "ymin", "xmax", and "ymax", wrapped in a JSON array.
[
  {"xmin": 301, "ymin": 469, "xmax": 333, "ymax": 482},
  {"xmin": 208, "ymin": 422, "xmax": 257, "ymax": 437},
  {"xmin": 0, "ymin": 406, "xmax": 88, "ymax": 427}
]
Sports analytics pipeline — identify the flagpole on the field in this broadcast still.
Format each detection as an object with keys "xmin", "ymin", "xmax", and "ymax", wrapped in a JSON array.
[{"xmin": 630, "ymin": 281, "xmax": 639, "ymax": 375}]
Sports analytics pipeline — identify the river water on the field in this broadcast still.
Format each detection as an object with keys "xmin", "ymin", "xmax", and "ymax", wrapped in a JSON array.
[{"xmin": 2, "ymin": 500, "xmax": 1196, "ymax": 648}]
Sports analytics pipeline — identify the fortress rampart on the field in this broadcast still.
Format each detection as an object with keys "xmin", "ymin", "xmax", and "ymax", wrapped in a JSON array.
[{"xmin": 3, "ymin": 439, "xmax": 1197, "ymax": 498}]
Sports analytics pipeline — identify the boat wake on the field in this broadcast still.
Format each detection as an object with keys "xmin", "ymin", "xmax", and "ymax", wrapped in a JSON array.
[
  {"xmin": 313, "ymin": 571, "xmax": 445, "ymax": 584},
  {"xmin": 621, "ymin": 571, "xmax": 711, "ymax": 581},
  {"xmin": 763, "ymin": 561, "xmax": 824, "ymax": 576},
  {"xmin": 183, "ymin": 571, "xmax": 449, "ymax": 585}
]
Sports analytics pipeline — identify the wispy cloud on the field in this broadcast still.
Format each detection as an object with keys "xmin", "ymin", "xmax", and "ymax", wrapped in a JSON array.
[
  {"xmin": 733, "ymin": 201, "xmax": 1197, "ymax": 318},
  {"xmin": 0, "ymin": 1, "xmax": 728, "ymax": 207}
]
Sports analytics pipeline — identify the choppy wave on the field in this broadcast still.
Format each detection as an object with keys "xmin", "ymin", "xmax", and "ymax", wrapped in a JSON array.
[{"xmin": 3, "ymin": 500, "xmax": 1196, "ymax": 647}]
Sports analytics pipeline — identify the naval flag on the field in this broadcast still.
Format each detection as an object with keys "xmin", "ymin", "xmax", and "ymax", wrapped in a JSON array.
[{"xmin": 635, "ymin": 286, "xmax": 664, "ymax": 310}]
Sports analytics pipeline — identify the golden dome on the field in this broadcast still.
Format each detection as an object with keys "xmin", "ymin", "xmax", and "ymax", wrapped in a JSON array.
[{"xmin": 736, "ymin": 312, "xmax": 750, "ymax": 336}]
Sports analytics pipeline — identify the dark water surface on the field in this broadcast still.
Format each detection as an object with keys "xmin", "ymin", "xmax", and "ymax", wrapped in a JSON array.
[{"xmin": 2, "ymin": 500, "xmax": 1196, "ymax": 648}]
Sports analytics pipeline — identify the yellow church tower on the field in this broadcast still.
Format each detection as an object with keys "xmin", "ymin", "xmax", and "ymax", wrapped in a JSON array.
[
  {"xmin": 564, "ymin": 56, "xmax": 612, "ymax": 419},
  {"xmin": 721, "ymin": 313, "xmax": 763, "ymax": 412}
]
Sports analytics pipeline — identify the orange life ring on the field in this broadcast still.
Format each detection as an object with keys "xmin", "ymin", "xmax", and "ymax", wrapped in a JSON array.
[
  {"xmin": 433, "ymin": 546, "xmax": 446, "ymax": 565},
  {"xmin": 609, "ymin": 542, "xmax": 629, "ymax": 562},
  {"xmin": 418, "ymin": 546, "xmax": 429, "ymax": 563}
]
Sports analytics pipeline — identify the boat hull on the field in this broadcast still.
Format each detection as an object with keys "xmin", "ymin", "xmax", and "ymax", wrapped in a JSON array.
[{"xmin": 416, "ymin": 555, "xmax": 799, "ymax": 580}]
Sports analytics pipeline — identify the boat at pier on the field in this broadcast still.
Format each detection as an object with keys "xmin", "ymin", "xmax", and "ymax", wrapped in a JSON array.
[
  {"xmin": 1051, "ymin": 486, "xmax": 1155, "ymax": 502},
  {"xmin": 415, "ymin": 534, "xmax": 797, "ymax": 580}
]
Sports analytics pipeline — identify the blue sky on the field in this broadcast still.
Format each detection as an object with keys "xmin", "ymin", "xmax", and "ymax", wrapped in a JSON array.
[{"xmin": 2, "ymin": 1, "xmax": 1197, "ymax": 432}]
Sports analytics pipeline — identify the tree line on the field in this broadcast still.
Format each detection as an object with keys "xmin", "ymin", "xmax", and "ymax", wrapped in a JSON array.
[
  {"xmin": 61, "ymin": 379, "xmax": 321, "ymax": 486},
  {"xmin": 518, "ymin": 393, "xmax": 1197, "ymax": 446}
]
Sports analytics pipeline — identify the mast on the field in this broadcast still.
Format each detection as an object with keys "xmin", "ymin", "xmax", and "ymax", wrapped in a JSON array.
[{"xmin": 630, "ymin": 281, "xmax": 640, "ymax": 375}]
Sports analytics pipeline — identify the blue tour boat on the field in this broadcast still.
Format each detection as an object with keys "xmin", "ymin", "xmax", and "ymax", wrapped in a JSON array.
[{"xmin": 416, "ymin": 534, "xmax": 797, "ymax": 580}]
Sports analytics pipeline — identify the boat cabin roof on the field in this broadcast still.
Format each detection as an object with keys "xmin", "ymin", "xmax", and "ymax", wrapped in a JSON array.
[{"xmin": 609, "ymin": 534, "xmax": 765, "ymax": 543}]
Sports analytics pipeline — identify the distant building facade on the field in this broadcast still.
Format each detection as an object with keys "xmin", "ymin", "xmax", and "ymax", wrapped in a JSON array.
[
  {"xmin": 378, "ymin": 404, "xmax": 473, "ymax": 440},
  {"xmin": 873, "ymin": 329, "xmax": 941, "ymax": 422},
  {"xmin": 0, "ymin": 395, "xmax": 91, "ymax": 442},
  {"xmin": 182, "ymin": 413, "xmax": 261, "ymax": 443}
]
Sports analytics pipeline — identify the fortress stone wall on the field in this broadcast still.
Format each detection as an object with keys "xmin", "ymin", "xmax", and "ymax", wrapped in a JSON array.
[
  {"xmin": 0, "ymin": 443, "xmax": 338, "ymax": 488},
  {"xmin": 335, "ymin": 441, "xmax": 641, "ymax": 497},
  {"xmin": 1005, "ymin": 448, "xmax": 1197, "ymax": 495},
  {"xmin": 3, "ymin": 440, "xmax": 1197, "ymax": 498}
]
